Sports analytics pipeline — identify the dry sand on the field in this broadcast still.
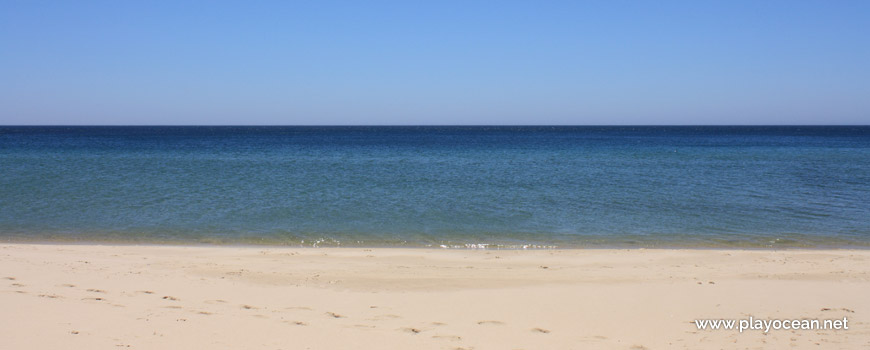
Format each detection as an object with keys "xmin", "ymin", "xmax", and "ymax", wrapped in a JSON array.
[{"xmin": 1, "ymin": 244, "xmax": 868, "ymax": 349}]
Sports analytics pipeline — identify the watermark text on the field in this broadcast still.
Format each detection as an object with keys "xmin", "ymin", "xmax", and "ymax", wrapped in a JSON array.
[{"xmin": 694, "ymin": 317, "xmax": 848, "ymax": 333}]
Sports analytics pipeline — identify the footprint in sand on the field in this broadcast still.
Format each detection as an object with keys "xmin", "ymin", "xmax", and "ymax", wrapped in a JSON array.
[
  {"xmin": 400, "ymin": 327, "xmax": 422, "ymax": 334},
  {"xmin": 38, "ymin": 294, "xmax": 62, "ymax": 299},
  {"xmin": 326, "ymin": 312, "xmax": 345, "ymax": 318},
  {"xmin": 60, "ymin": 284, "xmax": 76, "ymax": 288},
  {"xmin": 11, "ymin": 283, "xmax": 25, "ymax": 287},
  {"xmin": 821, "ymin": 307, "xmax": 855, "ymax": 313},
  {"xmin": 477, "ymin": 320, "xmax": 505, "ymax": 326},
  {"xmin": 162, "ymin": 296, "xmax": 179, "ymax": 301},
  {"xmin": 82, "ymin": 297, "xmax": 106, "ymax": 301},
  {"xmin": 531, "ymin": 327, "xmax": 550, "ymax": 334},
  {"xmin": 2, "ymin": 277, "xmax": 15, "ymax": 281},
  {"xmin": 284, "ymin": 320, "xmax": 307, "ymax": 326},
  {"xmin": 87, "ymin": 289, "xmax": 107, "ymax": 293},
  {"xmin": 241, "ymin": 304, "xmax": 258, "ymax": 310}
]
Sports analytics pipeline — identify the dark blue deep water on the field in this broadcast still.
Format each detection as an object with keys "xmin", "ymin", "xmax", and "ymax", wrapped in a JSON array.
[{"xmin": 1, "ymin": 126, "xmax": 868, "ymax": 248}]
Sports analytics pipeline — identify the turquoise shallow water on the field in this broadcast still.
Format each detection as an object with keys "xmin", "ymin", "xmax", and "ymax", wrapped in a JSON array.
[{"xmin": 1, "ymin": 126, "xmax": 868, "ymax": 248}]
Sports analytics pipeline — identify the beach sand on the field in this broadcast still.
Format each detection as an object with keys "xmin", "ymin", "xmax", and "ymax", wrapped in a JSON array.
[{"xmin": 1, "ymin": 244, "xmax": 868, "ymax": 349}]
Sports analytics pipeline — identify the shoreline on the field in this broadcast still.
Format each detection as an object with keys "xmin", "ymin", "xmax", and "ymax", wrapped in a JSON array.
[
  {"xmin": 2, "ymin": 243, "xmax": 868, "ymax": 349},
  {"xmin": 4, "ymin": 237, "xmax": 870, "ymax": 250}
]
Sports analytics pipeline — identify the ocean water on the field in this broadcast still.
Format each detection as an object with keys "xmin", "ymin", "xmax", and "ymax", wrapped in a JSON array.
[{"xmin": 1, "ymin": 126, "xmax": 868, "ymax": 248}]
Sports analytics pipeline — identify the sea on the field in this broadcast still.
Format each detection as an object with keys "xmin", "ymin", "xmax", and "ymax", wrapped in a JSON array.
[{"xmin": 1, "ymin": 126, "xmax": 868, "ymax": 248}]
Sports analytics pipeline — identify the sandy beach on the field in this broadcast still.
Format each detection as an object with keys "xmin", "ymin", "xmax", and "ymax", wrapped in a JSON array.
[{"xmin": 1, "ymin": 244, "xmax": 868, "ymax": 349}]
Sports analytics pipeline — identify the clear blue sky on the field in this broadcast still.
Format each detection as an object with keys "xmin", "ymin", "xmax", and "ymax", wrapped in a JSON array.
[{"xmin": 1, "ymin": 1, "xmax": 868, "ymax": 125}]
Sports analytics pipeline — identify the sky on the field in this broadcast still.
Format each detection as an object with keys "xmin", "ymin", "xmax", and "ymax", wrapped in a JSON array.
[{"xmin": 1, "ymin": 1, "xmax": 868, "ymax": 125}]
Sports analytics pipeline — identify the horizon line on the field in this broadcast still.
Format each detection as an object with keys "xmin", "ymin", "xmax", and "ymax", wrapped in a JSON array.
[{"xmin": 2, "ymin": 124, "xmax": 869, "ymax": 127}]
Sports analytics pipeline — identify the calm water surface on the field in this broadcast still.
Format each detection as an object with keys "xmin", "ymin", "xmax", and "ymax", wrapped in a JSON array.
[{"xmin": 1, "ymin": 126, "xmax": 868, "ymax": 248}]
